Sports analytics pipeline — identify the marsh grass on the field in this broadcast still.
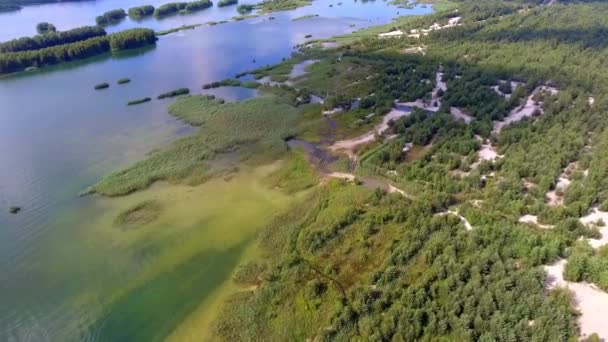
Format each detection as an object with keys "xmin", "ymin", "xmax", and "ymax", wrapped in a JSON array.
[
  {"xmin": 117, "ymin": 78, "xmax": 131, "ymax": 84},
  {"xmin": 93, "ymin": 95, "xmax": 300, "ymax": 196},
  {"xmin": 262, "ymin": 149, "xmax": 319, "ymax": 194},
  {"xmin": 113, "ymin": 200, "xmax": 162, "ymax": 229}
]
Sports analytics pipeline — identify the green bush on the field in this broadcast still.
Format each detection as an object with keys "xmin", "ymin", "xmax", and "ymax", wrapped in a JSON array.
[{"xmin": 127, "ymin": 97, "xmax": 151, "ymax": 105}]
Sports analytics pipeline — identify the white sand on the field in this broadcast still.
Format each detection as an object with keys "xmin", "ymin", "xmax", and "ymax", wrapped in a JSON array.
[
  {"xmin": 289, "ymin": 59, "xmax": 319, "ymax": 79},
  {"xmin": 379, "ymin": 30, "xmax": 404, "ymax": 38},
  {"xmin": 479, "ymin": 143, "xmax": 500, "ymax": 161},
  {"xmin": 518, "ymin": 214, "xmax": 554, "ymax": 229},
  {"xmin": 328, "ymin": 172, "xmax": 355, "ymax": 181},
  {"xmin": 545, "ymin": 259, "xmax": 608, "ymax": 339},
  {"xmin": 588, "ymin": 97, "xmax": 595, "ymax": 106},
  {"xmin": 493, "ymin": 86, "xmax": 559, "ymax": 133}
]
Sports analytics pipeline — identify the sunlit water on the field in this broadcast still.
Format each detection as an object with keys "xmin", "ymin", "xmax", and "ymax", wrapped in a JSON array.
[{"xmin": 0, "ymin": 1, "xmax": 432, "ymax": 340}]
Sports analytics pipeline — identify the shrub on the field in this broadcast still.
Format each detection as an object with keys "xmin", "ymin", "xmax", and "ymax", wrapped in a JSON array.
[
  {"xmin": 94, "ymin": 82, "xmax": 109, "ymax": 90},
  {"xmin": 157, "ymin": 88, "xmax": 190, "ymax": 99},
  {"xmin": 96, "ymin": 8, "xmax": 127, "ymax": 26},
  {"xmin": 154, "ymin": 2, "xmax": 187, "ymax": 17},
  {"xmin": 128, "ymin": 5, "xmax": 155, "ymax": 18},
  {"xmin": 237, "ymin": 3, "xmax": 254, "ymax": 13},
  {"xmin": 218, "ymin": 0, "xmax": 237, "ymax": 6},
  {"xmin": 36, "ymin": 22, "xmax": 56, "ymax": 34},
  {"xmin": 184, "ymin": 0, "xmax": 212, "ymax": 12},
  {"xmin": 127, "ymin": 97, "xmax": 151, "ymax": 105}
]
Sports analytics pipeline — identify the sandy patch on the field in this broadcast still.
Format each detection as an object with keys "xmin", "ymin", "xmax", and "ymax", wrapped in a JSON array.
[
  {"xmin": 588, "ymin": 97, "xmax": 595, "ymax": 106},
  {"xmin": 518, "ymin": 214, "xmax": 554, "ymax": 229},
  {"xmin": 545, "ymin": 259, "xmax": 608, "ymax": 339},
  {"xmin": 383, "ymin": 16, "xmax": 462, "ymax": 39},
  {"xmin": 450, "ymin": 107, "xmax": 473, "ymax": 123},
  {"xmin": 546, "ymin": 162, "xmax": 580, "ymax": 207},
  {"xmin": 580, "ymin": 208, "xmax": 608, "ymax": 249}
]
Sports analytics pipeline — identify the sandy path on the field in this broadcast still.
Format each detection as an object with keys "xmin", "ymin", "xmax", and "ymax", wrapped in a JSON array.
[
  {"xmin": 330, "ymin": 104, "xmax": 412, "ymax": 152},
  {"xmin": 438, "ymin": 210, "xmax": 473, "ymax": 230}
]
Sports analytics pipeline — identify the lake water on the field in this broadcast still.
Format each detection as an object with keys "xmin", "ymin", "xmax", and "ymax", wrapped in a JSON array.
[{"xmin": 0, "ymin": 1, "xmax": 432, "ymax": 340}]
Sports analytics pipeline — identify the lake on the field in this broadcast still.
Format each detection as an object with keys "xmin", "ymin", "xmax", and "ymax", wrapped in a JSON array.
[{"xmin": 0, "ymin": 1, "xmax": 432, "ymax": 340}]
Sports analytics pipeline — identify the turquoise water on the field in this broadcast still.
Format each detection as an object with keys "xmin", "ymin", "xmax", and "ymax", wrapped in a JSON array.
[{"xmin": 0, "ymin": 1, "xmax": 433, "ymax": 340}]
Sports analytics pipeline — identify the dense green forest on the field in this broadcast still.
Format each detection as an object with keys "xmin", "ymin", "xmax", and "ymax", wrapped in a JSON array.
[
  {"xmin": 0, "ymin": 28, "xmax": 155, "ymax": 74},
  {"xmin": 0, "ymin": 25, "xmax": 106, "ymax": 53}
]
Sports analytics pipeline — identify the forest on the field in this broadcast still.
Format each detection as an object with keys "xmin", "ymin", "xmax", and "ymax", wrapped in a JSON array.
[
  {"xmin": 0, "ymin": 25, "xmax": 106, "ymax": 53},
  {"xmin": 95, "ymin": 8, "xmax": 127, "ymax": 26}
]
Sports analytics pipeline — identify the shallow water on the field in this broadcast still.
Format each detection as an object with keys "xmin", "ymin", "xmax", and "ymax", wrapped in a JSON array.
[{"xmin": 0, "ymin": 1, "xmax": 432, "ymax": 340}]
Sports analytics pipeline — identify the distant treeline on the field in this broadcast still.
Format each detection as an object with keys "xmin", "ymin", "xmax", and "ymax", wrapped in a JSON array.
[
  {"xmin": 154, "ymin": 0, "xmax": 212, "ymax": 17},
  {"xmin": 0, "ymin": 28, "xmax": 156, "ymax": 74},
  {"xmin": 128, "ymin": 5, "xmax": 155, "ymax": 19},
  {"xmin": 0, "ymin": 26, "xmax": 106, "ymax": 53},
  {"xmin": 96, "ymin": 8, "xmax": 127, "ymax": 26},
  {"xmin": 0, "ymin": 0, "xmax": 92, "ymax": 12}
]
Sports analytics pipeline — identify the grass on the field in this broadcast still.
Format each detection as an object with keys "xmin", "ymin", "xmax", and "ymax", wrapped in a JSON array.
[
  {"xmin": 292, "ymin": 14, "xmax": 318, "ymax": 21},
  {"xmin": 94, "ymin": 82, "xmax": 109, "ymax": 90},
  {"xmin": 113, "ymin": 200, "xmax": 162, "ymax": 229},
  {"xmin": 93, "ymin": 95, "xmax": 300, "ymax": 196},
  {"xmin": 117, "ymin": 78, "xmax": 131, "ymax": 84},
  {"xmin": 262, "ymin": 149, "xmax": 319, "ymax": 194},
  {"xmin": 157, "ymin": 88, "xmax": 190, "ymax": 99},
  {"xmin": 127, "ymin": 97, "xmax": 151, "ymax": 106},
  {"xmin": 155, "ymin": 24, "xmax": 201, "ymax": 36}
]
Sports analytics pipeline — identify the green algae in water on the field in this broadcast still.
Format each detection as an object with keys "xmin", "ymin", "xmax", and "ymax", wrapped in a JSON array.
[{"xmin": 88, "ymin": 241, "xmax": 249, "ymax": 342}]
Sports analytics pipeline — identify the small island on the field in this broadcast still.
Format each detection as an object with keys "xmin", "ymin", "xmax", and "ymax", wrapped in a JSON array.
[{"xmin": 9, "ymin": 206, "xmax": 21, "ymax": 214}]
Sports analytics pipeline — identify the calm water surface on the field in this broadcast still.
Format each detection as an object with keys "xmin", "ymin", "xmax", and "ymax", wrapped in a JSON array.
[{"xmin": 0, "ymin": 1, "xmax": 432, "ymax": 340}]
